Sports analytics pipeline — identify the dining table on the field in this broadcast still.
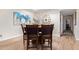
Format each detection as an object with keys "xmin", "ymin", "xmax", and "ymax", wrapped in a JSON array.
[{"xmin": 24, "ymin": 25, "xmax": 44, "ymax": 45}]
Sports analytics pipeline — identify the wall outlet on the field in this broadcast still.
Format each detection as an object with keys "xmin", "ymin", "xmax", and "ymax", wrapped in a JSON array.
[{"xmin": 0, "ymin": 35, "xmax": 2, "ymax": 37}]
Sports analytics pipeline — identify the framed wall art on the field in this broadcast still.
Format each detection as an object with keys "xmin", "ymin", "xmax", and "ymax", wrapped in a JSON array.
[{"xmin": 13, "ymin": 12, "xmax": 31, "ymax": 25}]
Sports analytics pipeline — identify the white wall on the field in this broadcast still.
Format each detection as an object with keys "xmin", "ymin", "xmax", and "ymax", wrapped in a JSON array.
[
  {"xmin": 0, "ymin": 9, "xmax": 33, "ymax": 40},
  {"xmin": 73, "ymin": 11, "xmax": 76, "ymax": 36},
  {"xmin": 74, "ymin": 10, "xmax": 79, "ymax": 40},
  {"xmin": 60, "ymin": 14, "xmax": 63, "ymax": 35},
  {"xmin": 0, "ymin": 9, "xmax": 61, "ymax": 40},
  {"xmin": 34, "ymin": 10, "xmax": 60, "ymax": 37},
  {"xmin": 50, "ymin": 13, "xmax": 60, "ymax": 37}
]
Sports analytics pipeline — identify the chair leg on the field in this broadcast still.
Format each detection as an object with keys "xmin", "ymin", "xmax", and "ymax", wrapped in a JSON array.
[
  {"xmin": 27, "ymin": 39, "xmax": 29, "ymax": 50},
  {"xmin": 48, "ymin": 39, "xmax": 50, "ymax": 46},
  {"xmin": 23, "ymin": 40, "xmax": 25, "ymax": 49},
  {"xmin": 23, "ymin": 40, "xmax": 25, "ymax": 46},
  {"xmin": 41, "ymin": 39, "xmax": 44, "ymax": 50},
  {"xmin": 50, "ymin": 39, "xmax": 52, "ymax": 50},
  {"xmin": 36, "ymin": 39, "xmax": 39, "ymax": 50}
]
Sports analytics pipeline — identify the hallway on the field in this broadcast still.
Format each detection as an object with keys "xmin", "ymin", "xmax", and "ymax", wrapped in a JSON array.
[{"xmin": 60, "ymin": 9, "xmax": 76, "ymax": 37}]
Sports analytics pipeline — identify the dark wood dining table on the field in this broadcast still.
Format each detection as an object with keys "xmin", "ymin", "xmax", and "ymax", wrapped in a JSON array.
[
  {"xmin": 24, "ymin": 25, "xmax": 44, "ymax": 45},
  {"xmin": 32, "ymin": 25, "xmax": 43, "ymax": 45}
]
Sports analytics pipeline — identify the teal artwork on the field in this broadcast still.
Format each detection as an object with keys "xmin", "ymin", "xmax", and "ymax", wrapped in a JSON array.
[{"xmin": 14, "ymin": 12, "xmax": 31, "ymax": 24}]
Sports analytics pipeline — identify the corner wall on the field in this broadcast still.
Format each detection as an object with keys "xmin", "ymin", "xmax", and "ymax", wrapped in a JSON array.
[
  {"xmin": 0, "ymin": 9, "xmax": 33, "ymax": 40},
  {"xmin": 74, "ymin": 10, "xmax": 79, "ymax": 40}
]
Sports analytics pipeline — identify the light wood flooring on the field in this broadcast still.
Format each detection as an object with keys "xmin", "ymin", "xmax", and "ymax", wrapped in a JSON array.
[
  {"xmin": 0, "ymin": 34, "xmax": 79, "ymax": 50},
  {"xmin": 24, "ymin": 35, "xmax": 78, "ymax": 50}
]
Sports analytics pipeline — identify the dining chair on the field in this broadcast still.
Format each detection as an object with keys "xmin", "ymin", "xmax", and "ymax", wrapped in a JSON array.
[
  {"xmin": 41, "ymin": 24, "xmax": 54, "ymax": 50},
  {"xmin": 26, "ymin": 25, "xmax": 39, "ymax": 50},
  {"xmin": 21, "ymin": 24, "xmax": 27, "ymax": 49}
]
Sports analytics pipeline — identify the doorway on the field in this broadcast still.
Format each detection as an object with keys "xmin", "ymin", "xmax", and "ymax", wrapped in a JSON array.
[
  {"xmin": 63, "ymin": 15, "xmax": 73, "ymax": 35},
  {"xmin": 60, "ymin": 9, "xmax": 76, "ymax": 36}
]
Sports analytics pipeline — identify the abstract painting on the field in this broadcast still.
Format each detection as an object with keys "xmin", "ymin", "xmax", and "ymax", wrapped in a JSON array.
[{"xmin": 13, "ymin": 12, "xmax": 31, "ymax": 25}]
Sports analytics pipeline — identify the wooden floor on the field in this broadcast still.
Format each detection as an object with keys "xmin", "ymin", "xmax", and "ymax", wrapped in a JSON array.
[
  {"xmin": 52, "ymin": 31, "xmax": 79, "ymax": 50},
  {"xmin": 0, "ymin": 34, "xmax": 79, "ymax": 50},
  {"xmin": 0, "ymin": 36, "xmax": 24, "ymax": 50},
  {"xmin": 52, "ymin": 35, "xmax": 76, "ymax": 50},
  {"xmin": 24, "ymin": 36, "xmax": 79, "ymax": 50}
]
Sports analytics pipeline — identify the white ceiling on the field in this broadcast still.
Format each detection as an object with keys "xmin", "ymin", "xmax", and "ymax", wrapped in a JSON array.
[
  {"xmin": 24, "ymin": 9, "xmax": 76, "ymax": 15},
  {"xmin": 60, "ymin": 9, "xmax": 76, "ymax": 16},
  {"xmin": 33, "ymin": 9, "xmax": 59, "ymax": 11},
  {"xmin": 24, "ymin": 9, "xmax": 60, "ymax": 12}
]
